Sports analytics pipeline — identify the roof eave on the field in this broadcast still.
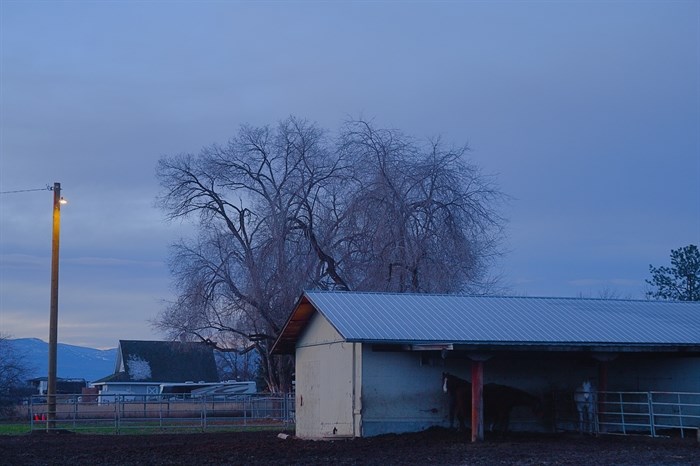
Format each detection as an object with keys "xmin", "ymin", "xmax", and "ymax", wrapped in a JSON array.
[
  {"xmin": 357, "ymin": 339, "xmax": 700, "ymax": 354},
  {"xmin": 271, "ymin": 293, "xmax": 315, "ymax": 355}
]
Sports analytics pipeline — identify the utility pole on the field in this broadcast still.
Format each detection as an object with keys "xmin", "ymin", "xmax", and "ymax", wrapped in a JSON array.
[{"xmin": 47, "ymin": 182, "xmax": 62, "ymax": 431}]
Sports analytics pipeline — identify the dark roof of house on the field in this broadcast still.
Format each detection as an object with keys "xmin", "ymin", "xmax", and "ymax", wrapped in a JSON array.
[
  {"xmin": 93, "ymin": 340, "xmax": 219, "ymax": 384},
  {"xmin": 92, "ymin": 371, "xmax": 132, "ymax": 384},
  {"xmin": 272, "ymin": 291, "xmax": 700, "ymax": 354}
]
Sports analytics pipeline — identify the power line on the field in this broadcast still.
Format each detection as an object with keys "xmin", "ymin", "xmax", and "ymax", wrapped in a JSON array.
[{"xmin": 0, "ymin": 186, "xmax": 52, "ymax": 195}]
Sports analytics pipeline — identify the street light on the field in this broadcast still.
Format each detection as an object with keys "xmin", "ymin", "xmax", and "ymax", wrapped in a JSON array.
[{"xmin": 47, "ymin": 182, "xmax": 65, "ymax": 431}]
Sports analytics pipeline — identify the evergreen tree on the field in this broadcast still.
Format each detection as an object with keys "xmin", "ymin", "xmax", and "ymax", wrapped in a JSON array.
[{"xmin": 646, "ymin": 244, "xmax": 700, "ymax": 301}]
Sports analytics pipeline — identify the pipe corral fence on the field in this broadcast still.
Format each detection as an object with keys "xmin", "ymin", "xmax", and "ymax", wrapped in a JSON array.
[
  {"xmin": 25, "ymin": 393, "xmax": 295, "ymax": 434},
  {"xmin": 551, "ymin": 391, "xmax": 700, "ymax": 438},
  {"xmin": 19, "ymin": 390, "xmax": 700, "ymax": 437}
]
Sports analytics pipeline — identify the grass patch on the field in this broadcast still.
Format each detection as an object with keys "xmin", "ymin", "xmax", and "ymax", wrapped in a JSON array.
[{"xmin": 0, "ymin": 423, "xmax": 31, "ymax": 435}]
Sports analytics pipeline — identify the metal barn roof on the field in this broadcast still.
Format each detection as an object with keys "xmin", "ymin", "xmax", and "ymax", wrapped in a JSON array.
[{"xmin": 272, "ymin": 291, "xmax": 700, "ymax": 354}]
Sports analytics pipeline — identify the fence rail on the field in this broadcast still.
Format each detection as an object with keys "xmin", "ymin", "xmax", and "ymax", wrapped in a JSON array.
[
  {"xmin": 556, "ymin": 390, "xmax": 700, "ymax": 438},
  {"xmin": 598, "ymin": 391, "xmax": 700, "ymax": 438},
  {"xmin": 20, "ymin": 390, "xmax": 700, "ymax": 437},
  {"xmin": 25, "ymin": 393, "xmax": 295, "ymax": 434}
]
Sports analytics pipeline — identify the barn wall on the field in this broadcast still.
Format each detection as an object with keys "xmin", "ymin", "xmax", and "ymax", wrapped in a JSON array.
[
  {"xmin": 478, "ymin": 353, "xmax": 601, "ymax": 432},
  {"xmin": 360, "ymin": 348, "xmax": 450, "ymax": 436},
  {"xmin": 448, "ymin": 353, "xmax": 700, "ymax": 393},
  {"xmin": 294, "ymin": 313, "xmax": 357, "ymax": 439},
  {"xmin": 607, "ymin": 356, "xmax": 700, "ymax": 392},
  {"xmin": 451, "ymin": 353, "xmax": 700, "ymax": 386},
  {"xmin": 357, "ymin": 350, "xmax": 596, "ymax": 436},
  {"xmin": 480, "ymin": 353, "xmax": 595, "ymax": 391},
  {"xmin": 437, "ymin": 354, "xmax": 573, "ymax": 433}
]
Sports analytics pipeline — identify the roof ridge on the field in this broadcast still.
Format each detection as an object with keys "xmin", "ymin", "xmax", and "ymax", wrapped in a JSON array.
[{"xmin": 303, "ymin": 290, "xmax": 688, "ymax": 304}]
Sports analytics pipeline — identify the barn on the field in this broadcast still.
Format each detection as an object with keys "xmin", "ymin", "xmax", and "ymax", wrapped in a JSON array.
[{"xmin": 271, "ymin": 291, "xmax": 700, "ymax": 440}]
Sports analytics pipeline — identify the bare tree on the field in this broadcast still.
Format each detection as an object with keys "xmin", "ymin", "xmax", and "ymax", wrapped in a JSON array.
[
  {"xmin": 335, "ymin": 120, "xmax": 504, "ymax": 293},
  {"xmin": 0, "ymin": 334, "xmax": 29, "ymax": 416},
  {"xmin": 576, "ymin": 287, "xmax": 634, "ymax": 300},
  {"xmin": 155, "ymin": 116, "xmax": 505, "ymax": 391},
  {"xmin": 156, "ymin": 117, "xmax": 345, "ymax": 391}
]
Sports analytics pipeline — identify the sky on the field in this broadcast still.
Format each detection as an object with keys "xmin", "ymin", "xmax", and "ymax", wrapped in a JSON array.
[{"xmin": 1, "ymin": 1, "xmax": 698, "ymax": 350}]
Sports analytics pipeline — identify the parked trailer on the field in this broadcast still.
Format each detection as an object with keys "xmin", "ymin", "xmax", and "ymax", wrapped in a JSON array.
[{"xmin": 190, "ymin": 381, "xmax": 257, "ymax": 398}]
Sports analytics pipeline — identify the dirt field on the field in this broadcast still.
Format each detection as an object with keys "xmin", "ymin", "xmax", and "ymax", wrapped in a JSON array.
[{"xmin": 1, "ymin": 428, "xmax": 698, "ymax": 465}]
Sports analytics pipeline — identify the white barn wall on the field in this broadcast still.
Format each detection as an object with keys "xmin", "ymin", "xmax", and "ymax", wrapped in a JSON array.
[{"xmin": 295, "ymin": 313, "xmax": 357, "ymax": 439}]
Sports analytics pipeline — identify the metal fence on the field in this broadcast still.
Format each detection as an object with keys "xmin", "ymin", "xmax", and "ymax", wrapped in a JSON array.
[
  {"xmin": 19, "ymin": 390, "xmax": 700, "ymax": 437},
  {"xmin": 555, "ymin": 390, "xmax": 700, "ymax": 438},
  {"xmin": 25, "ymin": 393, "xmax": 295, "ymax": 434},
  {"xmin": 597, "ymin": 391, "xmax": 700, "ymax": 438}
]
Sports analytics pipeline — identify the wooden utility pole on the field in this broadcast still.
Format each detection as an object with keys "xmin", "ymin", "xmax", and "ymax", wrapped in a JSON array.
[{"xmin": 47, "ymin": 182, "xmax": 62, "ymax": 431}]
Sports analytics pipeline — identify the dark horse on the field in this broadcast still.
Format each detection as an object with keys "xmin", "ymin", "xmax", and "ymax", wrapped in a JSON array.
[
  {"xmin": 442, "ymin": 372, "xmax": 472, "ymax": 431},
  {"xmin": 442, "ymin": 372, "xmax": 543, "ymax": 433},
  {"xmin": 483, "ymin": 383, "xmax": 543, "ymax": 432}
]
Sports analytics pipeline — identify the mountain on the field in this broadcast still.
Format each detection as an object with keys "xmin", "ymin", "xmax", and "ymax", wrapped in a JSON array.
[{"xmin": 9, "ymin": 338, "xmax": 117, "ymax": 383}]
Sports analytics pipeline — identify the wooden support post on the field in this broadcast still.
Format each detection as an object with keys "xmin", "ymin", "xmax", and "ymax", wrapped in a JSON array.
[
  {"xmin": 593, "ymin": 352, "xmax": 616, "ymax": 435},
  {"xmin": 598, "ymin": 360, "xmax": 608, "ymax": 396},
  {"xmin": 471, "ymin": 359, "xmax": 484, "ymax": 442}
]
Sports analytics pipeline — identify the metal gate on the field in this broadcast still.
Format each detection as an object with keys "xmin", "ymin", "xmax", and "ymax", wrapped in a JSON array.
[
  {"xmin": 556, "ymin": 390, "xmax": 700, "ymax": 438},
  {"xmin": 598, "ymin": 391, "xmax": 700, "ymax": 437}
]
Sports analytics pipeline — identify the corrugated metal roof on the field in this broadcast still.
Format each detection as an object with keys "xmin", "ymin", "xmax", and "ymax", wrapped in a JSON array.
[{"xmin": 297, "ymin": 291, "xmax": 700, "ymax": 347}]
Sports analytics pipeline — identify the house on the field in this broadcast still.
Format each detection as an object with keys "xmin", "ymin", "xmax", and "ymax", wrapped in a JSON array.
[
  {"xmin": 271, "ymin": 291, "xmax": 700, "ymax": 440},
  {"xmin": 92, "ymin": 340, "xmax": 219, "ymax": 401},
  {"xmin": 28, "ymin": 377, "xmax": 87, "ymax": 396}
]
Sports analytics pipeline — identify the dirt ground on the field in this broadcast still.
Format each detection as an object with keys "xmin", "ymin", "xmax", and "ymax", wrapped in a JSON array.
[{"xmin": 1, "ymin": 428, "xmax": 698, "ymax": 465}]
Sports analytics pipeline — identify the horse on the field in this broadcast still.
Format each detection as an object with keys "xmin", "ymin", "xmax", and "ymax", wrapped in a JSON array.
[
  {"xmin": 483, "ymin": 383, "xmax": 543, "ymax": 433},
  {"xmin": 574, "ymin": 380, "xmax": 597, "ymax": 434},
  {"xmin": 442, "ymin": 372, "xmax": 471, "ymax": 431},
  {"xmin": 442, "ymin": 373, "xmax": 543, "ymax": 433}
]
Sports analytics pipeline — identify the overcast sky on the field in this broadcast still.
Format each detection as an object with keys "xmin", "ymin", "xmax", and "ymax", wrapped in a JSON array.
[{"xmin": 1, "ymin": 1, "xmax": 698, "ymax": 350}]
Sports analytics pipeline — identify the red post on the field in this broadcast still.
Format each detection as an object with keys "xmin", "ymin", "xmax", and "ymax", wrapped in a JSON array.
[
  {"xmin": 598, "ymin": 360, "xmax": 608, "ymax": 428},
  {"xmin": 598, "ymin": 360, "xmax": 608, "ymax": 394},
  {"xmin": 471, "ymin": 359, "xmax": 484, "ymax": 442},
  {"xmin": 593, "ymin": 352, "xmax": 617, "ymax": 433}
]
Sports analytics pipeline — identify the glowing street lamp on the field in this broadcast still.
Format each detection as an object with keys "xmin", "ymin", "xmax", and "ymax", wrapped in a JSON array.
[{"xmin": 47, "ymin": 182, "xmax": 66, "ymax": 430}]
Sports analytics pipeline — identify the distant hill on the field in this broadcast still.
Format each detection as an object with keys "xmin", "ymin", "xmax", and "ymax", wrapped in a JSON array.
[{"xmin": 9, "ymin": 338, "xmax": 117, "ymax": 383}]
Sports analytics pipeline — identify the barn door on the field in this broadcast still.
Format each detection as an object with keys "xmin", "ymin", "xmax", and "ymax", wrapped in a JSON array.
[
  {"xmin": 296, "ymin": 343, "xmax": 355, "ymax": 438},
  {"xmin": 296, "ymin": 359, "xmax": 320, "ymax": 438},
  {"xmin": 319, "ymin": 343, "xmax": 354, "ymax": 437}
]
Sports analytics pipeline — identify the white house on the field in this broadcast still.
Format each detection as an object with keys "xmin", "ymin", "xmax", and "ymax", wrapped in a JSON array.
[
  {"xmin": 92, "ymin": 340, "xmax": 219, "ymax": 402},
  {"xmin": 272, "ymin": 291, "xmax": 700, "ymax": 440}
]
